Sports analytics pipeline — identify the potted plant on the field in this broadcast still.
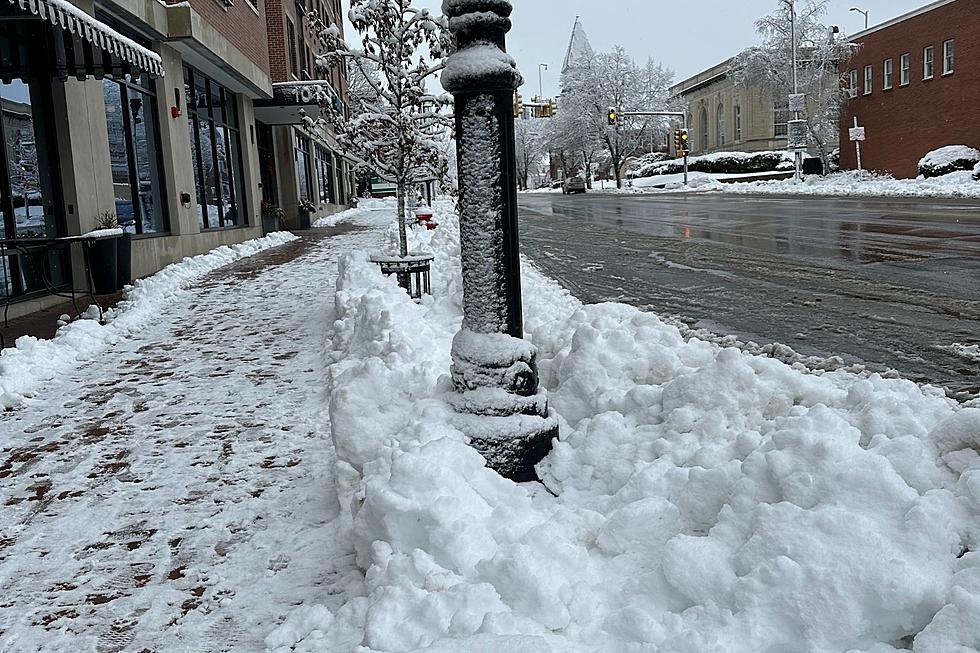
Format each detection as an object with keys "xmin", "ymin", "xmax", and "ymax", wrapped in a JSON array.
[
  {"xmin": 297, "ymin": 200, "xmax": 316, "ymax": 230},
  {"xmin": 88, "ymin": 211, "xmax": 123, "ymax": 294},
  {"xmin": 261, "ymin": 201, "xmax": 286, "ymax": 234}
]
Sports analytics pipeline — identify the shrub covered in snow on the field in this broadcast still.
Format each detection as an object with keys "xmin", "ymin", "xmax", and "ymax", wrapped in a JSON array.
[
  {"xmin": 630, "ymin": 150, "xmax": 794, "ymax": 179},
  {"xmin": 918, "ymin": 145, "xmax": 980, "ymax": 178},
  {"xmin": 973, "ymin": 161, "xmax": 980, "ymax": 181}
]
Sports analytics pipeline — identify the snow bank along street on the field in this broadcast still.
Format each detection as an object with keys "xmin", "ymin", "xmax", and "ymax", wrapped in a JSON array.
[
  {"xmin": 0, "ymin": 218, "xmax": 389, "ymax": 650},
  {"xmin": 270, "ymin": 200, "xmax": 980, "ymax": 652}
]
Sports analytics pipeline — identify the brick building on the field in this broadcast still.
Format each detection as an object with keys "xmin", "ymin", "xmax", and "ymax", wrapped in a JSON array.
[
  {"xmin": 840, "ymin": 0, "xmax": 979, "ymax": 178},
  {"xmin": 255, "ymin": 0, "xmax": 352, "ymax": 228}
]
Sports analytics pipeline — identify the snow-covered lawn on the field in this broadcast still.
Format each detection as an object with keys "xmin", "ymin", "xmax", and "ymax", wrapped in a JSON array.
[{"xmin": 269, "ymin": 201, "xmax": 980, "ymax": 652}]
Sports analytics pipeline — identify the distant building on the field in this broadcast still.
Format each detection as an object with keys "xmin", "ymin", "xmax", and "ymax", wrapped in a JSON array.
[
  {"xmin": 670, "ymin": 59, "xmax": 792, "ymax": 156},
  {"xmin": 839, "ymin": 0, "xmax": 978, "ymax": 178}
]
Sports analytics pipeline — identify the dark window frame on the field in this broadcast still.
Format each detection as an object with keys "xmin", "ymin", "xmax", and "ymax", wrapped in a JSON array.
[
  {"xmin": 103, "ymin": 75, "xmax": 170, "ymax": 236},
  {"xmin": 287, "ymin": 19, "xmax": 299, "ymax": 79},
  {"xmin": 184, "ymin": 66, "xmax": 247, "ymax": 230}
]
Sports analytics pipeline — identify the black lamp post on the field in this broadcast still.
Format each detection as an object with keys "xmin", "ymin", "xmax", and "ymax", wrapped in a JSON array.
[{"xmin": 441, "ymin": 0, "xmax": 557, "ymax": 482}]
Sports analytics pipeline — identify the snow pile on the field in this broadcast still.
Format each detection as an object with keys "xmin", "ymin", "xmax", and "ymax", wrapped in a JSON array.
[
  {"xmin": 270, "ymin": 204, "xmax": 979, "ymax": 652},
  {"xmin": 723, "ymin": 169, "xmax": 980, "ymax": 198},
  {"xmin": 917, "ymin": 145, "xmax": 980, "ymax": 178},
  {"xmin": 313, "ymin": 197, "xmax": 398, "ymax": 228},
  {"xmin": 0, "ymin": 231, "xmax": 297, "ymax": 409}
]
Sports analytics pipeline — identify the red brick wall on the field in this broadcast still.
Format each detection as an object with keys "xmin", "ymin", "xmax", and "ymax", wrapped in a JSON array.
[
  {"xmin": 839, "ymin": 0, "xmax": 980, "ymax": 178},
  {"xmin": 167, "ymin": 0, "xmax": 271, "ymax": 75},
  {"xmin": 265, "ymin": 0, "xmax": 348, "ymax": 101}
]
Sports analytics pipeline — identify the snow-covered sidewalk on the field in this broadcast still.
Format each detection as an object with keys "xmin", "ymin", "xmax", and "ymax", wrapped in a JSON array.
[{"xmin": 0, "ymin": 222, "xmax": 386, "ymax": 650}]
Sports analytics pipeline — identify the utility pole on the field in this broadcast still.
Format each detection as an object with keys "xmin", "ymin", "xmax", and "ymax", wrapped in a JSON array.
[
  {"xmin": 787, "ymin": 0, "xmax": 802, "ymax": 182},
  {"xmin": 442, "ymin": 0, "xmax": 557, "ymax": 482}
]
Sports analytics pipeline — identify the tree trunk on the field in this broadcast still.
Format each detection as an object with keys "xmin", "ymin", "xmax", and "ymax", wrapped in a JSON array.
[
  {"xmin": 582, "ymin": 151, "xmax": 593, "ymax": 189},
  {"xmin": 396, "ymin": 184, "xmax": 408, "ymax": 257},
  {"xmin": 614, "ymin": 163, "xmax": 622, "ymax": 189}
]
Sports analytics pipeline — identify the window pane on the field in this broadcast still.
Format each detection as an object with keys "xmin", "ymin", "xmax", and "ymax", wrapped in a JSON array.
[
  {"xmin": 187, "ymin": 116, "xmax": 205, "ymax": 230},
  {"xmin": 103, "ymin": 81, "xmax": 134, "ymax": 228},
  {"xmin": 296, "ymin": 137, "xmax": 310, "ymax": 202},
  {"xmin": 215, "ymin": 126, "xmax": 235, "ymax": 227},
  {"xmin": 2, "ymin": 80, "xmax": 58, "ymax": 239},
  {"xmin": 200, "ymin": 121, "xmax": 221, "ymax": 228},
  {"xmin": 129, "ymin": 88, "xmax": 167, "ymax": 234}
]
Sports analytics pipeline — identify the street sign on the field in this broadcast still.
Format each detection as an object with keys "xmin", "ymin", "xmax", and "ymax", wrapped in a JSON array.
[
  {"xmin": 788, "ymin": 93, "xmax": 806, "ymax": 113},
  {"xmin": 787, "ymin": 119, "xmax": 808, "ymax": 151},
  {"xmin": 849, "ymin": 127, "xmax": 866, "ymax": 142}
]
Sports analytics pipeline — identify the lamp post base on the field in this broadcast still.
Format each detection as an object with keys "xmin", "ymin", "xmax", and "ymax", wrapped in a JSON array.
[{"xmin": 452, "ymin": 412, "xmax": 558, "ymax": 482}]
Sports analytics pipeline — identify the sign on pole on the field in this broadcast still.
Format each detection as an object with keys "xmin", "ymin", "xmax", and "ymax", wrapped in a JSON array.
[
  {"xmin": 787, "ymin": 119, "xmax": 808, "ymax": 151},
  {"xmin": 852, "ymin": 117, "xmax": 864, "ymax": 173},
  {"xmin": 788, "ymin": 93, "xmax": 806, "ymax": 113}
]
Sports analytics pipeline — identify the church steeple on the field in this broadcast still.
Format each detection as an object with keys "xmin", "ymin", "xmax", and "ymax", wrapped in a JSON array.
[{"xmin": 562, "ymin": 15, "xmax": 595, "ymax": 74}]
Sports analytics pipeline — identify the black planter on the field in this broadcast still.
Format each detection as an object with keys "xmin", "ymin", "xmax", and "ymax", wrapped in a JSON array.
[
  {"xmin": 116, "ymin": 232, "xmax": 132, "ymax": 290},
  {"xmin": 89, "ymin": 236, "xmax": 120, "ymax": 295},
  {"xmin": 298, "ymin": 209, "xmax": 311, "ymax": 230}
]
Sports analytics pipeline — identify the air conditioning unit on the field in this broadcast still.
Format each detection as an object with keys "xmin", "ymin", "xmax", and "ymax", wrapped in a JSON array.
[{"xmin": 846, "ymin": 88, "xmax": 858, "ymax": 99}]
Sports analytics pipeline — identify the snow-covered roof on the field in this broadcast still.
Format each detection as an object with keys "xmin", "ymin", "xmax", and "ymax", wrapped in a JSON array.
[{"xmin": 6, "ymin": 0, "xmax": 165, "ymax": 78}]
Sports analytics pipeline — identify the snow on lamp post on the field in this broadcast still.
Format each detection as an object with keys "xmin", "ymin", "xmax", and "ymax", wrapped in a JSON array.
[{"xmin": 441, "ymin": 0, "xmax": 557, "ymax": 482}]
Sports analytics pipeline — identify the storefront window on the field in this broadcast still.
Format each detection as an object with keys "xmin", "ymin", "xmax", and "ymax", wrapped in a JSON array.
[
  {"xmin": 184, "ymin": 66, "xmax": 247, "ymax": 229},
  {"xmin": 316, "ymin": 146, "xmax": 334, "ymax": 205},
  {"xmin": 103, "ymin": 75, "xmax": 168, "ymax": 234},
  {"xmin": 295, "ymin": 135, "xmax": 312, "ymax": 203},
  {"xmin": 1, "ymin": 80, "xmax": 60, "ymax": 240}
]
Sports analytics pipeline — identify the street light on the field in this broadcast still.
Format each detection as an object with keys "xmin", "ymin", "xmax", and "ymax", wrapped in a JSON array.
[
  {"xmin": 538, "ymin": 63, "xmax": 548, "ymax": 99},
  {"xmin": 850, "ymin": 6, "xmax": 869, "ymax": 29}
]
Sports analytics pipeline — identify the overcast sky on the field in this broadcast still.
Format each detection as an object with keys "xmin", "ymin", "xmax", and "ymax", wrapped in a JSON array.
[{"xmin": 342, "ymin": 0, "xmax": 929, "ymax": 97}]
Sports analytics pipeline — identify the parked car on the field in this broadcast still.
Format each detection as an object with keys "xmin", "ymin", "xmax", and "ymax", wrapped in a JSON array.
[{"xmin": 562, "ymin": 176, "xmax": 587, "ymax": 194}]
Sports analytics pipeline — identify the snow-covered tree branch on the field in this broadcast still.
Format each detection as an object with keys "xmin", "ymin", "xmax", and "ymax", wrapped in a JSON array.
[
  {"xmin": 313, "ymin": 0, "xmax": 454, "ymax": 256},
  {"xmin": 557, "ymin": 46, "xmax": 675, "ymax": 188},
  {"xmin": 730, "ymin": 0, "xmax": 859, "ymax": 172}
]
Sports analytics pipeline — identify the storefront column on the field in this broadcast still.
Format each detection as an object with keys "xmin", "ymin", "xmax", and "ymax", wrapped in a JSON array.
[
  {"xmin": 273, "ymin": 125, "xmax": 300, "ymax": 227},
  {"xmin": 235, "ymin": 95, "xmax": 263, "ymax": 229},
  {"xmin": 152, "ymin": 44, "xmax": 196, "ymax": 238},
  {"xmin": 51, "ymin": 78, "xmax": 114, "ymax": 237}
]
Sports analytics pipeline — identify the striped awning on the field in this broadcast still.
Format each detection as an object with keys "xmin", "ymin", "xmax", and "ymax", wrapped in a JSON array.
[{"xmin": 5, "ymin": 0, "xmax": 164, "ymax": 77}]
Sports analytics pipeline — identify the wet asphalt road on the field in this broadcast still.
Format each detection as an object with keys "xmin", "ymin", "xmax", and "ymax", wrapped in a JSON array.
[{"xmin": 518, "ymin": 192, "xmax": 980, "ymax": 400}]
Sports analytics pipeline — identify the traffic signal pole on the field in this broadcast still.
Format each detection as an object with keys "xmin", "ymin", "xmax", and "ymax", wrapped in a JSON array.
[{"xmin": 616, "ymin": 110, "xmax": 689, "ymax": 185}]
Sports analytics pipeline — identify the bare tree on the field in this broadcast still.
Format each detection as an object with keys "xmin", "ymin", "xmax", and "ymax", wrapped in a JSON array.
[
  {"xmin": 731, "ymin": 0, "xmax": 858, "ymax": 173},
  {"xmin": 515, "ymin": 118, "xmax": 548, "ymax": 191}
]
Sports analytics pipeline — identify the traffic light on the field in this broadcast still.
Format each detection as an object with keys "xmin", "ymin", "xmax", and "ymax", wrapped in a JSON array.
[
  {"xmin": 607, "ymin": 107, "xmax": 618, "ymax": 126},
  {"xmin": 680, "ymin": 128, "xmax": 690, "ymax": 154},
  {"xmin": 513, "ymin": 92, "xmax": 523, "ymax": 118},
  {"xmin": 673, "ymin": 130, "xmax": 682, "ymax": 152}
]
